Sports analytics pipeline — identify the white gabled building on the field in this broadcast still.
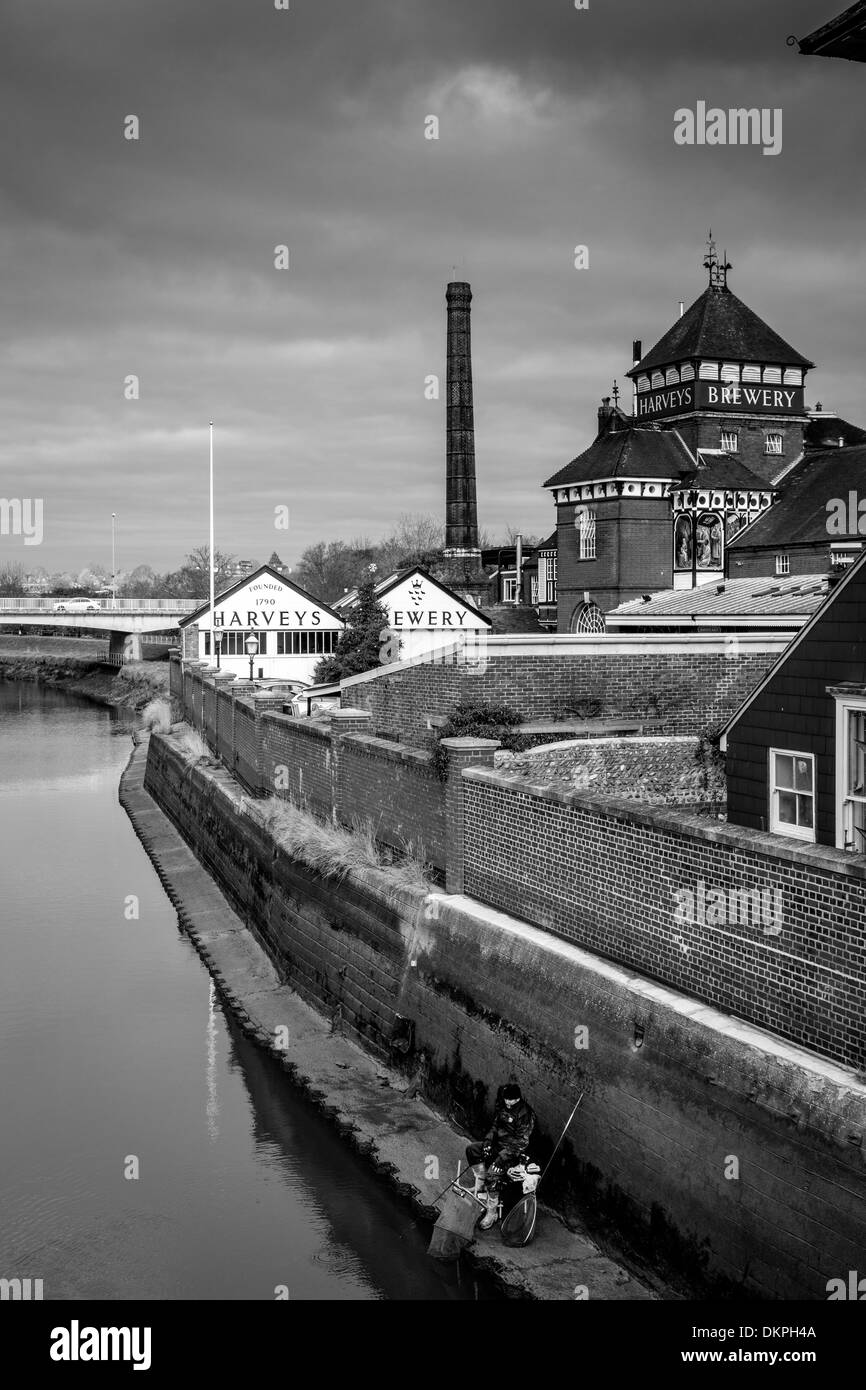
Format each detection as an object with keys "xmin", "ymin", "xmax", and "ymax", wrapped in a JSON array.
[
  {"xmin": 334, "ymin": 565, "xmax": 492, "ymax": 662},
  {"xmin": 179, "ymin": 564, "xmax": 345, "ymax": 687}
]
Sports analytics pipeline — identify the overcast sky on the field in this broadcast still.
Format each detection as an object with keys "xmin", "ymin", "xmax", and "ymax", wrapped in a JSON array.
[{"xmin": 0, "ymin": 0, "xmax": 862, "ymax": 574}]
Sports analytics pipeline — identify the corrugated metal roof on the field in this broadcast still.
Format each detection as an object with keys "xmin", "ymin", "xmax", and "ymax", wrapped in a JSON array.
[{"xmin": 608, "ymin": 575, "xmax": 826, "ymax": 621}]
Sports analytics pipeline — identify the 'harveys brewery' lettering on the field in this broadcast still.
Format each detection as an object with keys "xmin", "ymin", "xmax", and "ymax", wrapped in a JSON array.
[
  {"xmin": 636, "ymin": 381, "xmax": 804, "ymax": 420},
  {"xmin": 392, "ymin": 609, "xmax": 468, "ymax": 627},
  {"xmin": 214, "ymin": 610, "xmax": 322, "ymax": 628}
]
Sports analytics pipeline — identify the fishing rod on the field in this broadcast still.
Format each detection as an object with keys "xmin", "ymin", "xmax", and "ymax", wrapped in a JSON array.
[
  {"xmin": 538, "ymin": 1092, "xmax": 585, "ymax": 1185},
  {"xmin": 429, "ymin": 1161, "xmax": 478, "ymax": 1207}
]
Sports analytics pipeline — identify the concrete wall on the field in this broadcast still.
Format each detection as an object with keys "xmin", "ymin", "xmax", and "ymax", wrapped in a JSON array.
[{"xmin": 144, "ymin": 731, "xmax": 866, "ymax": 1301}]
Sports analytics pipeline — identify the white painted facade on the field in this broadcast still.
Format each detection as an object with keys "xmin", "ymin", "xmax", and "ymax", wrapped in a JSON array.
[
  {"xmin": 180, "ymin": 566, "xmax": 344, "ymax": 687},
  {"xmin": 335, "ymin": 567, "xmax": 492, "ymax": 663}
]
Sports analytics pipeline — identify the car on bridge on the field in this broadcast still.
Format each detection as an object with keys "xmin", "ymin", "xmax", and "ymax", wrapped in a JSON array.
[{"xmin": 53, "ymin": 598, "xmax": 102, "ymax": 613}]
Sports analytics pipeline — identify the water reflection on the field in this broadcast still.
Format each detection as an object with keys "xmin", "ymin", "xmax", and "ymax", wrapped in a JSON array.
[{"xmin": 0, "ymin": 682, "xmax": 492, "ymax": 1300}]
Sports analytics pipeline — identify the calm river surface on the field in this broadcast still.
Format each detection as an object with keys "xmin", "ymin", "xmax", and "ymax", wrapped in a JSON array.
[{"xmin": 0, "ymin": 682, "xmax": 487, "ymax": 1300}]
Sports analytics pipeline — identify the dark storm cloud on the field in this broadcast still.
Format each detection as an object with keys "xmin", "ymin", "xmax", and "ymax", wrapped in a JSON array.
[{"xmin": 0, "ymin": 0, "xmax": 862, "ymax": 572}]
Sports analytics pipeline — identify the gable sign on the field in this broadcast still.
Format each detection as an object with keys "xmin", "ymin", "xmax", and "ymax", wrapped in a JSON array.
[
  {"xmin": 198, "ymin": 575, "xmax": 343, "ymax": 632},
  {"xmin": 380, "ymin": 574, "xmax": 488, "ymax": 631}
]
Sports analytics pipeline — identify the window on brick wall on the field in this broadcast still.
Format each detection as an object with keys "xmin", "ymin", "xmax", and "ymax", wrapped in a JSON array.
[
  {"xmin": 769, "ymin": 749, "xmax": 815, "ymax": 842},
  {"xmin": 765, "ymin": 433, "xmax": 784, "ymax": 455},
  {"xmin": 720, "ymin": 429, "xmax": 739, "ymax": 453},
  {"xmin": 775, "ymin": 553, "xmax": 790, "ymax": 576},
  {"xmin": 575, "ymin": 507, "xmax": 596, "ymax": 560}
]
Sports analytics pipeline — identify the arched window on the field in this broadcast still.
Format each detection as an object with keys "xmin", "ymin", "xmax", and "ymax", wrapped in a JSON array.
[
  {"xmin": 575, "ymin": 506, "xmax": 597, "ymax": 560},
  {"xmin": 571, "ymin": 601, "xmax": 606, "ymax": 634}
]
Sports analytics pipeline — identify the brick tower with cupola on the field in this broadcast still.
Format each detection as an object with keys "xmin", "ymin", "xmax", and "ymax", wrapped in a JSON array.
[
  {"xmin": 628, "ymin": 237, "xmax": 813, "ymax": 484},
  {"xmin": 544, "ymin": 238, "xmax": 814, "ymax": 628}
]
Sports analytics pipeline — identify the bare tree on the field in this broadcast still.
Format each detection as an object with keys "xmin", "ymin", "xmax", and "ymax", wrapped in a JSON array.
[{"xmin": 0, "ymin": 562, "xmax": 25, "ymax": 597}]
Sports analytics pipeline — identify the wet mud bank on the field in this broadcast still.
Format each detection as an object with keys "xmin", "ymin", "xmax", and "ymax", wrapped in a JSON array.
[{"xmin": 0, "ymin": 654, "xmax": 167, "ymax": 711}]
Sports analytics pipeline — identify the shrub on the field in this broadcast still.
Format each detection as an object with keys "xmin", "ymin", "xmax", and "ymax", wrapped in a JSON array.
[
  {"xmin": 430, "ymin": 701, "xmax": 528, "ymax": 781},
  {"xmin": 314, "ymin": 573, "xmax": 390, "ymax": 683}
]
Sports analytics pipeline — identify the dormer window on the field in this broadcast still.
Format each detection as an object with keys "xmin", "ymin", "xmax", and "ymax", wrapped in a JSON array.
[{"xmin": 721, "ymin": 430, "xmax": 739, "ymax": 453}]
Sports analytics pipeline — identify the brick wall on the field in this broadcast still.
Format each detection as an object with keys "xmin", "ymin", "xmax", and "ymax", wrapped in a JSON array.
[
  {"xmin": 462, "ymin": 769, "xmax": 866, "ymax": 1071},
  {"xmin": 233, "ymin": 700, "xmax": 259, "ymax": 793},
  {"xmin": 342, "ymin": 637, "xmax": 782, "ymax": 747},
  {"xmin": 260, "ymin": 713, "xmax": 446, "ymax": 869},
  {"xmin": 261, "ymin": 716, "xmax": 333, "ymax": 819},
  {"xmin": 338, "ymin": 734, "xmax": 445, "ymax": 867}
]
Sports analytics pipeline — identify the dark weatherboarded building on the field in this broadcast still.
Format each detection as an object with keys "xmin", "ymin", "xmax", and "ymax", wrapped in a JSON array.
[{"xmin": 721, "ymin": 549, "xmax": 866, "ymax": 851}]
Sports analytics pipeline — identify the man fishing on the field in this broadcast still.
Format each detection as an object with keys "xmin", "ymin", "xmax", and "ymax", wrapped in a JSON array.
[{"xmin": 466, "ymin": 1082, "xmax": 536, "ymax": 1230}]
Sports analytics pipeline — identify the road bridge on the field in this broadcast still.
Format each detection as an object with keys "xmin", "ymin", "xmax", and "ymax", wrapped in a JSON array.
[{"xmin": 0, "ymin": 598, "xmax": 197, "ymax": 661}]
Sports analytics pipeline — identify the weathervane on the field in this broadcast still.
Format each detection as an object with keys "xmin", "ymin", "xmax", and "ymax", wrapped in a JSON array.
[
  {"xmin": 703, "ymin": 230, "xmax": 732, "ymax": 291},
  {"xmin": 611, "ymin": 380, "xmax": 620, "ymax": 406}
]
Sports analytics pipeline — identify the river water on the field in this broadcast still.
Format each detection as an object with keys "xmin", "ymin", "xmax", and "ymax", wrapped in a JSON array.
[{"xmin": 0, "ymin": 682, "xmax": 487, "ymax": 1300}]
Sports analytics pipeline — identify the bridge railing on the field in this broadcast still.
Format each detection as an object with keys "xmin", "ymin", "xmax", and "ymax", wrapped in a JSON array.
[{"xmin": 0, "ymin": 597, "xmax": 198, "ymax": 613}]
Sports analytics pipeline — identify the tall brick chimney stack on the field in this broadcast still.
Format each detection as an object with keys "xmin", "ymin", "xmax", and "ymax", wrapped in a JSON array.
[{"xmin": 444, "ymin": 281, "xmax": 481, "ymax": 558}]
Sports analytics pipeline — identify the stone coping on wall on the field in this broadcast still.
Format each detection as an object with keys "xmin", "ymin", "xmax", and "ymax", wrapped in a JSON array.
[
  {"xmin": 340, "ymin": 731, "xmax": 435, "ymax": 771},
  {"xmin": 462, "ymin": 766, "xmax": 866, "ymax": 882},
  {"xmin": 262, "ymin": 711, "xmax": 331, "ymax": 741}
]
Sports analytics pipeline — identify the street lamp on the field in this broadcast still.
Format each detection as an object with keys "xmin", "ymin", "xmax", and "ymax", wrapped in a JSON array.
[
  {"xmin": 214, "ymin": 632, "xmax": 222, "ymax": 671},
  {"xmin": 245, "ymin": 633, "xmax": 259, "ymax": 681},
  {"xmin": 111, "ymin": 513, "xmax": 117, "ymax": 609}
]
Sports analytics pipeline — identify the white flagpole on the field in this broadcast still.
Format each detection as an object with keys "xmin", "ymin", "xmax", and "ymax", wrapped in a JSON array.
[{"xmin": 209, "ymin": 422, "xmax": 215, "ymax": 665}]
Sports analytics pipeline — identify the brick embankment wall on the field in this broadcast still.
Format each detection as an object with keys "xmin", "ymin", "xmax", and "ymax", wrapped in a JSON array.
[
  {"xmin": 343, "ymin": 645, "xmax": 778, "ymax": 747},
  {"xmin": 143, "ymin": 731, "xmax": 866, "ymax": 1300},
  {"xmin": 462, "ymin": 770, "xmax": 866, "ymax": 1071}
]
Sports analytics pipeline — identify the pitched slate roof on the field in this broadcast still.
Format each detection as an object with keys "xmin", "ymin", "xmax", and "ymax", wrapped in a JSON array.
[
  {"xmin": 543, "ymin": 425, "xmax": 692, "ymax": 490},
  {"xmin": 607, "ymin": 575, "xmax": 827, "ymax": 626},
  {"xmin": 676, "ymin": 451, "xmax": 773, "ymax": 491},
  {"xmin": 629, "ymin": 287, "xmax": 813, "ymax": 376},
  {"xmin": 729, "ymin": 445, "xmax": 866, "ymax": 550},
  {"xmin": 798, "ymin": 0, "xmax": 866, "ymax": 61},
  {"xmin": 804, "ymin": 412, "xmax": 866, "ymax": 450}
]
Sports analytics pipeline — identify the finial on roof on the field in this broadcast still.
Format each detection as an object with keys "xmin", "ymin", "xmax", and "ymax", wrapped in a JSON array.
[
  {"xmin": 612, "ymin": 380, "xmax": 620, "ymax": 406},
  {"xmin": 703, "ymin": 230, "xmax": 732, "ymax": 291}
]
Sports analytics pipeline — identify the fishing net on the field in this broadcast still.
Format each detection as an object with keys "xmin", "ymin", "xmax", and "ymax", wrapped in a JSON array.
[{"xmin": 427, "ymin": 1185, "xmax": 484, "ymax": 1262}]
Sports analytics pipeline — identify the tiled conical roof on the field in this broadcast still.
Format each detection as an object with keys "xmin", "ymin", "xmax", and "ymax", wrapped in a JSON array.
[{"xmin": 629, "ymin": 287, "xmax": 813, "ymax": 376}]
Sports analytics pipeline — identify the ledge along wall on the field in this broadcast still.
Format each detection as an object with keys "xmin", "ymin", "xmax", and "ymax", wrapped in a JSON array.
[
  {"xmin": 339, "ymin": 634, "xmax": 787, "ymax": 747},
  {"xmin": 145, "ymin": 730, "xmax": 866, "ymax": 1301}
]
